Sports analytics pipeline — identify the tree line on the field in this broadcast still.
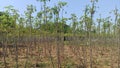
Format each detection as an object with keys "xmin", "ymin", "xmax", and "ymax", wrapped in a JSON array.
[{"xmin": 0, "ymin": 0, "xmax": 120, "ymax": 39}]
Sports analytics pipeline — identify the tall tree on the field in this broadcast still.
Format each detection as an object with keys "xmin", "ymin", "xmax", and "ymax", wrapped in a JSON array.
[
  {"xmin": 10, "ymin": 7, "xmax": 19, "ymax": 68},
  {"xmin": 24, "ymin": 4, "xmax": 36, "ymax": 68},
  {"xmin": 51, "ymin": 2, "xmax": 67, "ymax": 68},
  {"xmin": 89, "ymin": 0, "xmax": 98, "ymax": 68}
]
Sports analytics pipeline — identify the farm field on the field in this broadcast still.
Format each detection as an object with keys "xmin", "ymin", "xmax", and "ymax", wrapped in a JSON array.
[{"xmin": 0, "ymin": 41, "xmax": 119, "ymax": 68}]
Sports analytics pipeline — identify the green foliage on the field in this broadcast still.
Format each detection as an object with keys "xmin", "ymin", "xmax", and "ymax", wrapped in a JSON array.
[
  {"xmin": 0, "ymin": 0, "xmax": 120, "ymax": 38},
  {"xmin": 0, "ymin": 11, "xmax": 15, "ymax": 32},
  {"xmin": 36, "ymin": 22, "xmax": 71, "ymax": 34}
]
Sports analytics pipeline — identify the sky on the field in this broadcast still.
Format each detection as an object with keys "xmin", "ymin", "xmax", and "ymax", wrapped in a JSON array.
[{"xmin": 0, "ymin": 0, "xmax": 120, "ymax": 24}]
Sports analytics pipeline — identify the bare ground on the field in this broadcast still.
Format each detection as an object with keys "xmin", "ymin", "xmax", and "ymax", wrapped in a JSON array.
[{"xmin": 0, "ymin": 43, "xmax": 119, "ymax": 68}]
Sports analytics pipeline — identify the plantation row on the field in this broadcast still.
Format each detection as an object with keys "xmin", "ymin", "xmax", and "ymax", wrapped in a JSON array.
[{"xmin": 0, "ymin": 0, "xmax": 120, "ymax": 68}]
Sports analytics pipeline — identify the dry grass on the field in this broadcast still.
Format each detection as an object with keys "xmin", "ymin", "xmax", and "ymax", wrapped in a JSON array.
[{"xmin": 0, "ymin": 43, "xmax": 119, "ymax": 68}]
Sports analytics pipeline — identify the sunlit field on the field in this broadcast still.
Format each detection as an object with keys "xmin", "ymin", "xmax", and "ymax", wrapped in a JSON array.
[
  {"xmin": 0, "ymin": 0, "xmax": 120, "ymax": 68},
  {"xmin": 0, "ymin": 37, "xmax": 119, "ymax": 68}
]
